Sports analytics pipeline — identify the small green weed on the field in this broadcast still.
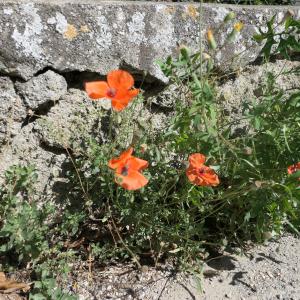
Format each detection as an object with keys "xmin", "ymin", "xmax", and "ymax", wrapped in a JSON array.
[
  {"xmin": 0, "ymin": 165, "xmax": 50, "ymax": 263},
  {"xmin": 29, "ymin": 270, "xmax": 77, "ymax": 300},
  {"xmin": 0, "ymin": 165, "xmax": 78, "ymax": 298}
]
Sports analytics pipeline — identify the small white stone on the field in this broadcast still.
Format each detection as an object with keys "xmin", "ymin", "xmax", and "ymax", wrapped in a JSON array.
[
  {"xmin": 3, "ymin": 8, "xmax": 13, "ymax": 15},
  {"xmin": 47, "ymin": 17, "xmax": 56, "ymax": 25}
]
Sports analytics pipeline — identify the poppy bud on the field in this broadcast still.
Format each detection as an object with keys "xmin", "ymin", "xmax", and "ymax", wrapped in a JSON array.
[
  {"xmin": 202, "ymin": 52, "xmax": 211, "ymax": 61},
  {"xmin": 27, "ymin": 109, "xmax": 34, "ymax": 116},
  {"xmin": 280, "ymin": 9, "xmax": 295, "ymax": 24},
  {"xmin": 223, "ymin": 12, "xmax": 235, "ymax": 23},
  {"xmin": 234, "ymin": 22, "xmax": 244, "ymax": 32},
  {"xmin": 140, "ymin": 144, "xmax": 148, "ymax": 154},
  {"xmin": 244, "ymin": 147, "xmax": 252, "ymax": 155},
  {"xmin": 226, "ymin": 22, "xmax": 243, "ymax": 43},
  {"xmin": 207, "ymin": 29, "xmax": 217, "ymax": 50},
  {"xmin": 180, "ymin": 46, "xmax": 190, "ymax": 60}
]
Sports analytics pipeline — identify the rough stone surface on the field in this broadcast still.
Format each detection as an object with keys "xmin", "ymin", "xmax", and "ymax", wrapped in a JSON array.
[
  {"xmin": 33, "ymin": 88, "xmax": 171, "ymax": 151},
  {"xmin": 15, "ymin": 70, "xmax": 68, "ymax": 110},
  {"xmin": 0, "ymin": 123, "xmax": 67, "ymax": 197},
  {"xmin": 33, "ymin": 88, "xmax": 105, "ymax": 151},
  {"xmin": 0, "ymin": 1, "xmax": 299, "ymax": 82},
  {"xmin": 0, "ymin": 76, "xmax": 26, "ymax": 144},
  {"xmin": 149, "ymin": 83, "xmax": 187, "ymax": 109}
]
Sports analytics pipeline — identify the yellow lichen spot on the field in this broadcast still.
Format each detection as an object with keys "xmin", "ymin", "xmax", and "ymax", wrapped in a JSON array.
[
  {"xmin": 187, "ymin": 5, "xmax": 198, "ymax": 19},
  {"xmin": 80, "ymin": 25, "xmax": 90, "ymax": 33},
  {"xmin": 164, "ymin": 6, "xmax": 176, "ymax": 15},
  {"xmin": 234, "ymin": 22, "xmax": 244, "ymax": 32},
  {"xmin": 63, "ymin": 24, "xmax": 78, "ymax": 41}
]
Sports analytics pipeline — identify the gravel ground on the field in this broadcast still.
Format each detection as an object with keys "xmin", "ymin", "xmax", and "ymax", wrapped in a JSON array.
[{"xmin": 73, "ymin": 234, "xmax": 300, "ymax": 300}]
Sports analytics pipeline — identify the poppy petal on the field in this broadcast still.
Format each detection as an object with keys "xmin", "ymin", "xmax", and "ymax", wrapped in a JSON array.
[
  {"xmin": 111, "ymin": 98, "xmax": 131, "ymax": 112},
  {"xmin": 115, "ymin": 170, "xmax": 148, "ymax": 191},
  {"xmin": 126, "ymin": 88, "xmax": 139, "ymax": 99},
  {"xmin": 85, "ymin": 81, "xmax": 109, "ymax": 99},
  {"xmin": 126, "ymin": 157, "xmax": 149, "ymax": 171},
  {"xmin": 202, "ymin": 171, "xmax": 220, "ymax": 186},
  {"xmin": 186, "ymin": 164, "xmax": 219, "ymax": 187},
  {"xmin": 186, "ymin": 167, "xmax": 205, "ymax": 186},
  {"xmin": 108, "ymin": 148, "xmax": 134, "ymax": 170},
  {"xmin": 114, "ymin": 89, "xmax": 139, "ymax": 101},
  {"xmin": 107, "ymin": 70, "xmax": 134, "ymax": 91},
  {"xmin": 189, "ymin": 153, "xmax": 206, "ymax": 168},
  {"xmin": 110, "ymin": 89, "xmax": 139, "ymax": 111},
  {"xmin": 186, "ymin": 167, "xmax": 200, "ymax": 184}
]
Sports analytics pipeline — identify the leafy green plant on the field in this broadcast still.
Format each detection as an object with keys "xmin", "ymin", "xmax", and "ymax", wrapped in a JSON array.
[
  {"xmin": 254, "ymin": 14, "xmax": 300, "ymax": 60},
  {"xmin": 61, "ymin": 13, "xmax": 299, "ymax": 269},
  {"xmin": 0, "ymin": 165, "xmax": 78, "ymax": 297},
  {"xmin": 0, "ymin": 165, "xmax": 51, "ymax": 263},
  {"xmin": 29, "ymin": 270, "xmax": 77, "ymax": 300}
]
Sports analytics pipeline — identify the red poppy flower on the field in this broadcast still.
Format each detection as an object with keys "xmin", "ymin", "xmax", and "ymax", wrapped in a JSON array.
[
  {"xmin": 85, "ymin": 70, "xmax": 139, "ymax": 111},
  {"xmin": 287, "ymin": 162, "xmax": 300, "ymax": 181},
  {"xmin": 108, "ymin": 147, "xmax": 148, "ymax": 190},
  {"xmin": 186, "ymin": 153, "xmax": 220, "ymax": 187}
]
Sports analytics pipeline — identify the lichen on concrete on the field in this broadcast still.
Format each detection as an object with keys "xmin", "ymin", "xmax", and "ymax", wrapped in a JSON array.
[
  {"xmin": 11, "ymin": 3, "xmax": 44, "ymax": 59},
  {"xmin": 0, "ymin": 76, "xmax": 26, "ymax": 144},
  {"xmin": 1, "ymin": 1, "xmax": 298, "ymax": 81}
]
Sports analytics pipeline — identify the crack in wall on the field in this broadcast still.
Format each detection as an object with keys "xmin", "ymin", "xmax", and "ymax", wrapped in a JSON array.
[
  {"xmin": 20, "ymin": 102, "xmax": 56, "ymax": 128},
  {"xmin": 4, "ymin": 64, "xmax": 167, "ymax": 132}
]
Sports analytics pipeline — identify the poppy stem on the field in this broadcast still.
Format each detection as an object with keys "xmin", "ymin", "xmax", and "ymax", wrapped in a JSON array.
[
  {"xmin": 108, "ymin": 109, "xmax": 115, "ymax": 143},
  {"xmin": 64, "ymin": 146, "xmax": 90, "ymax": 204},
  {"xmin": 107, "ymin": 203, "xmax": 142, "ymax": 269}
]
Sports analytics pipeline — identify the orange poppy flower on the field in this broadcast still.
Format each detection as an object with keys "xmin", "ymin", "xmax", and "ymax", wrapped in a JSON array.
[
  {"xmin": 287, "ymin": 162, "xmax": 300, "ymax": 181},
  {"xmin": 85, "ymin": 70, "xmax": 139, "ymax": 111},
  {"xmin": 186, "ymin": 153, "xmax": 220, "ymax": 187},
  {"xmin": 108, "ymin": 147, "xmax": 149, "ymax": 190}
]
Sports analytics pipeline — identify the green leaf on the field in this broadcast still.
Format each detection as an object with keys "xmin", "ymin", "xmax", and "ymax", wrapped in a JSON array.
[
  {"xmin": 254, "ymin": 117, "xmax": 261, "ymax": 130},
  {"xmin": 253, "ymin": 34, "xmax": 264, "ymax": 42}
]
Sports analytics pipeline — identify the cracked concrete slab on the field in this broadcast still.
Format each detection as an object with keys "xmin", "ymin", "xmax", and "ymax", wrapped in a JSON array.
[{"xmin": 0, "ymin": 1, "xmax": 299, "ymax": 81}]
